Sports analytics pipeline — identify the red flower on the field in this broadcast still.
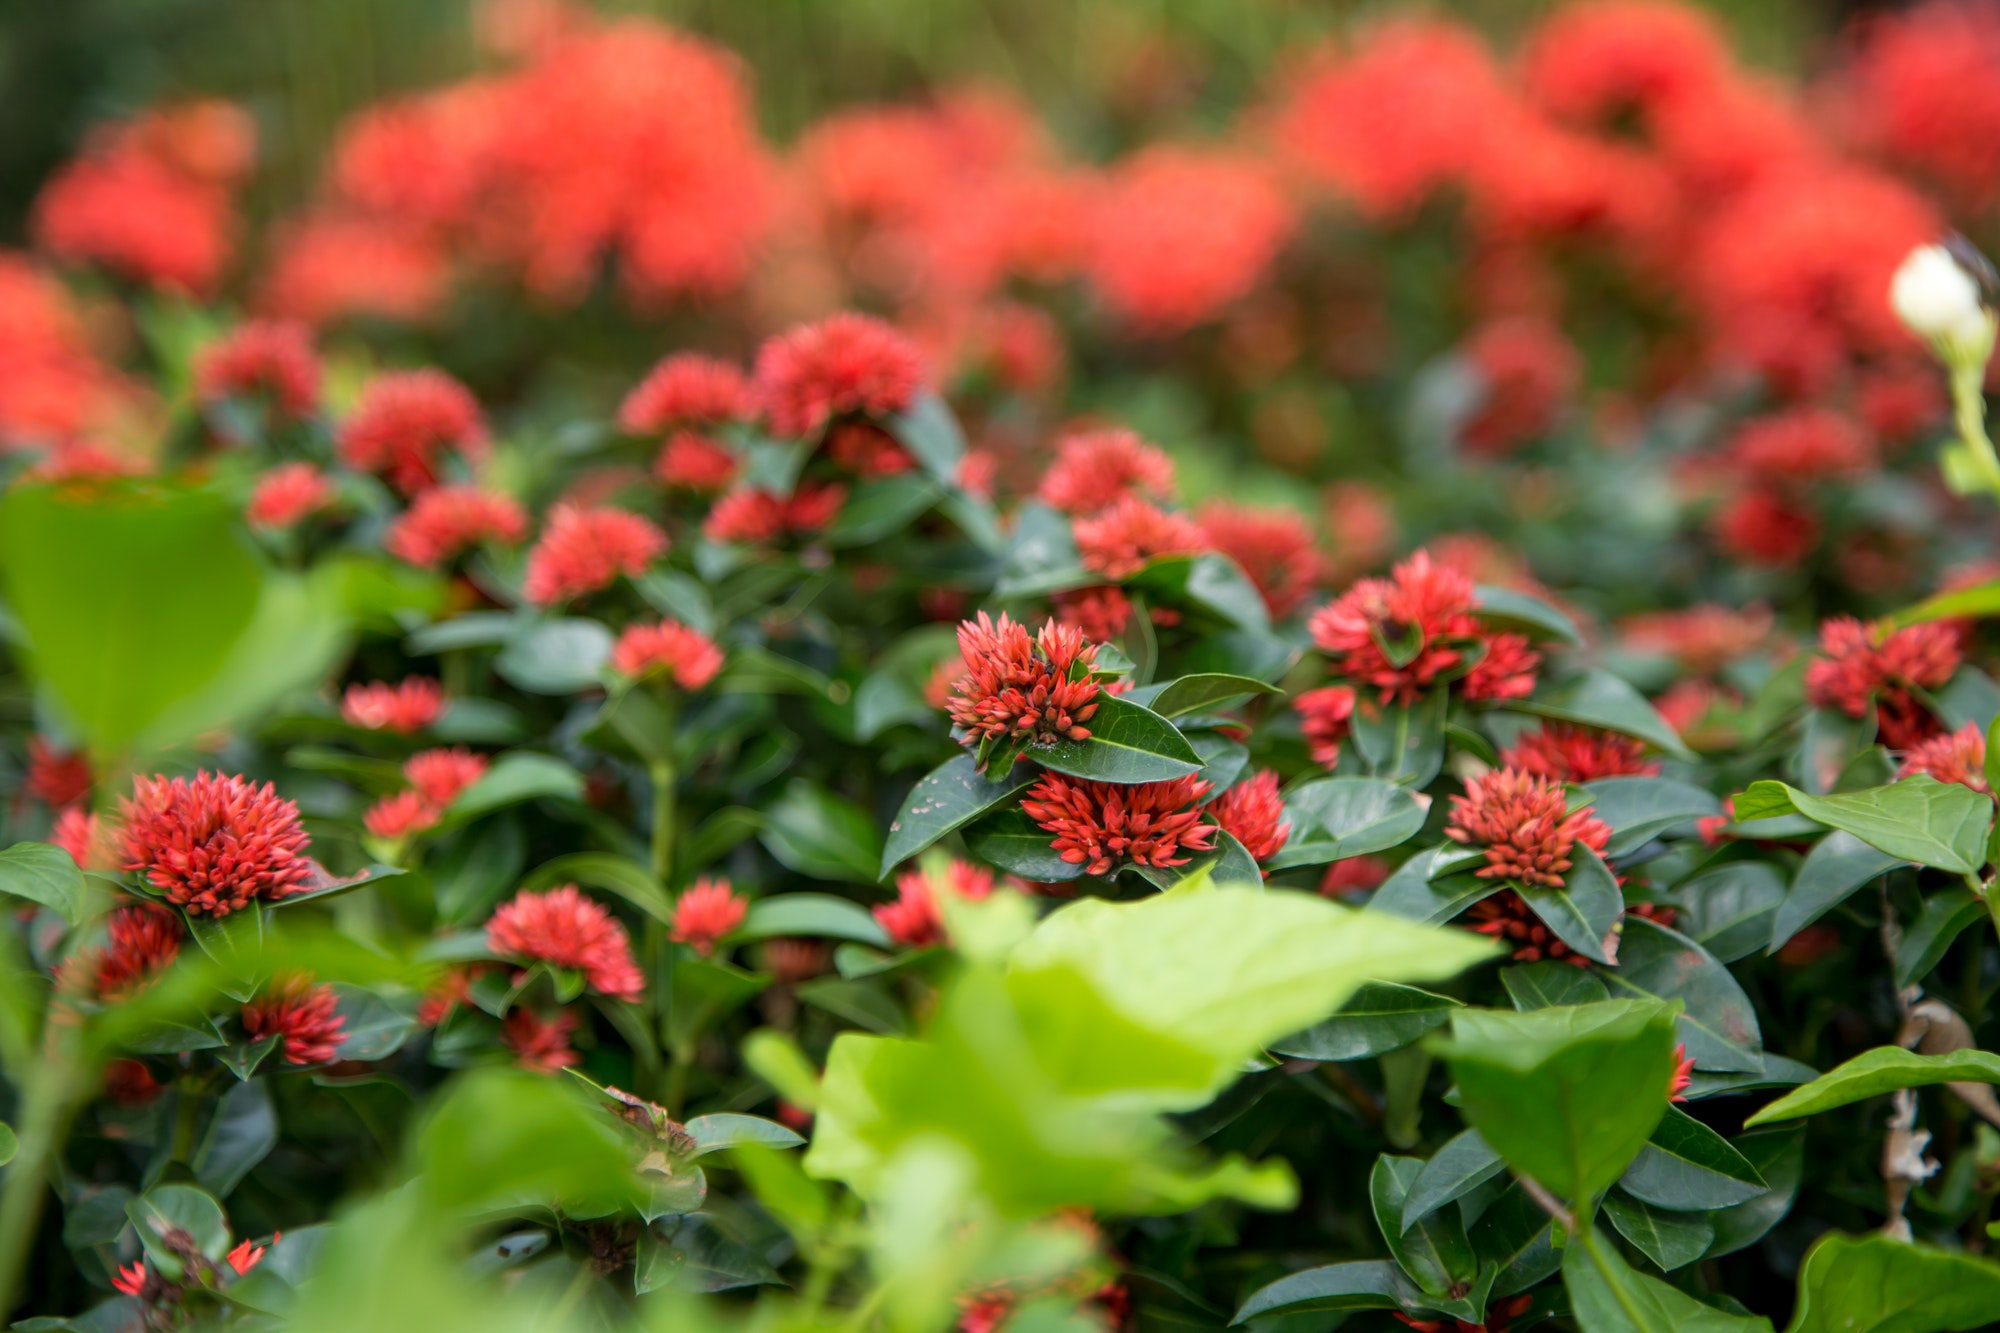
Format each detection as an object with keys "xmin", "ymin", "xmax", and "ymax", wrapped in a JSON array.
[
  {"xmin": 619, "ymin": 353, "xmax": 755, "ymax": 434},
  {"xmin": 943, "ymin": 613, "xmax": 1101, "ymax": 752},
  {"xmin": 1310, "ymin": 550, "xmax": 1513, "ymax": 705},
  {"xmin": 1020, "ymin": 773, "xmax": 1217, "ymax": 876},
  {"xmin": 704, "ymin": 488, "xmax": 788, "ymax": 544},
  {"xmin": 341, "ymin": 677, "xmax": 445, "ymax": 733},
  {"xmin": 503, "ymin": 1007, "xmax": 581, "ymax": 1073},
  {"xmin": 1320, "ymin": 855, "xmax": 1390, "ymax": 898},
  {"xmin": 1520, "ymin": 1, "xmax": 1727, "ymax": 123},
  {"xmin": 50, "ymin": 809, "xmax": 112, "ymax": 872},
  {"xmin": 521, "ymin": 504, "xmax": 668, "ymax": 605},
  {"xmin": 1037, "ymin": 428, "xmax": 1176, "ymax": 516},
  {"xmin": 1460, "ymin": 317, "xmax": 1580, "ymax": 456},
  {"xmin": 670, "ymin": 877, "xmax": 747, "ymax": 956},
  {"xmin": 1396, "ymin": 1294, "xmax": 1534, "ymax": 1333},
  {"xmin": 1835, "ymin": 2, "xmax": 2000, "ymax": 213},
  {"xmin": 785, "ymin": 480, "xmax": 849, "ymax": 533},
  {"xmin": 1499, "ymin": 724, "xmax": 1659, "ymax": 783},
  {"xmin": 875, "ymin": 860, "xmax": 995, "ymax": 948},
  {"xmin": 225, "ymin": 1237, "xmax": 269, "ymax": 1277},
  {"xmin": 1713, "ymin": 487, "xmax": 1819, "ymax": 569},
  {"xmin": 754, "ymin": 312, "xmax": 926, "ymax": 439},
  {"xmin": 1467, "ymin": 889, "xmax": 1588, "ymax": 967},
  {"xmin": 416, "ymin": 966, "xmax": 478, "ymax": 1027},
  {"xmin": 1295, "ymin": 685, "xmax": 1357, "ymax": 768},
  {"xmin": 654, "ymin": 433, "xmax": 740, "ymax": 491},
  {"xmin": 246, "ymin": 463, "xmax": 336, "ymax": 532},
  {"xmin": 385, "ymin": 486, "xmax": 529, "ymax": 567},
  {"xmin": 257, "ymin": 216, "xmax": 449, "ymax": 326},
  {"xmin": 337, "ymin": 369, "xmax": 487, "ymax": 495},
  {"xmin": 89, "ymin": 902, "xmax": 184, "ymax": 1000},
  {"xmin": 610, "ymin": 619, "xmax": 726, "ymax": 689},
  {"xmin": 195, "ymin": 321, "xmax": 322, "ymax": 425},
  {"xmin": 1620, "ymin": 604, "xmax": 1773, "ymax": 675},
  {"xmin": 120, "ymin": 772, "xmax": 312, "ymax": 916},
  {"xmin": 1461, "ymin": 633, "xmax": 1542, "ymax": 704},
  {"xmin": 404, "ymin": 747, "xmax": 488, "ymax": 807},
  {"xmin": 1085, "ymin": 147, "xmax": 1296, "ymax": 333},
  {"xmin": 1900, "ymin": 723, "xmax": 1990, "ymax": 792},
  {"xmin": 827, "ymin": 423, "xmax": 917, "ymax": 477},
  {"xmin": 1728, "ymin": 407, "xmax": 1874, "ymax": 484},
  {"xmin": 112, "ymin": 1262, "xmax": 151, "ymax": 1298},
  {"xmin": 1445, "ymin": 767, "xmax": 1611, "ymax": 890},
  {"xmin": 241, "ymin": 972, "xmax": 346, "ymax": 1065},
  {"xmin": 24, "ymin": 736, "xmax": 92, "ymax": 809},
  {"xmin": 1073, "ymin": 497, "xmax": 1207, "ymax": 580},
  {"xmin": 363, "ymin": 789, "xmax": 440, "ymax": 840},
  {"xmin": 103, "ymin": 1059, "xmax": 163, "ymax": 1107},
  {"xmin": 0, "ymin": 255, "xmax": 138, "ymax": 449},
  {"xmin": 1052, "ymin": 586, "xmax": 1133, "ymax": 643},
  {"xmin": 1206, "ymin": 770, "xmax": 1291, "ymax": 863},
  {"xmin": 1669, "ymin": 1041, "xmax": 1696, "ymax": 1103},
  {"xmin": 488, "ymin": 885, "xmax": 644, "ymax": 1000},
  {"xmin": 1195, "ymin": 502, "xmax": 1324, "ymax": 619},
  {"xmin": 1805, "ymin": 616, "xmax": 1959, "ymax": 747}
]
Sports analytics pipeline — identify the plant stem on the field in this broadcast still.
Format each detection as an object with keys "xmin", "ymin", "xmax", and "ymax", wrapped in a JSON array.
[
  {"xmin": 649, "ymin": 759, "xmax": 677, "ymax": 888},
  {"xmin": 1516, "ymin": 1175, "xmax": 1577, "ymax": 1234},
  {"xmin": 1950, "ymin": 361, "xmax": 2000, "ymax": 503},
  {"xmin": 0, "ymin": 1071, "xmax": 75, "ymax": 1321}
]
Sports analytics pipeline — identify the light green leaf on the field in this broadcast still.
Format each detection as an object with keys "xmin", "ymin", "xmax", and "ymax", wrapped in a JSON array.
[
  {"xmin": 1564, "ymin": 1227, "xmax": 1772, "ymax": 1331},
  {"xmin": 1786, "ymin": 1232, "xmax": 2000, "ymax": 1333},
  {"xmin": 1733, "ymin": 777, "xmax": 1991, "ymax": 874},
  {"xmin": 1746, "ymin": 1046, "xmax": 2000, "ymax": 1126},
  {"xmin": 684, "ymin": 1113, "xmax": 806, "ymax": 1157},
  {"xmin": 0, "ymin": 842, "xmax": 86, "ymax": 924}
]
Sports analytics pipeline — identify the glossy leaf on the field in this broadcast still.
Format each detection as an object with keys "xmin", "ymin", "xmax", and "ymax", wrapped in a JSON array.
[
  {"xmin": 887, "ymin": 391, "xmax": 967, "ymax": 483},
  {"xmin": 1368, "ymin": 851, "xmax": 1502, "ymax": 926},
  {"xmin": 1563, "ymin": 1227, "xmax": 1773, "ymax": 1331},
  {"xmin": 1786, "ymin": 1232, "xmax": 2000, "ymax": 1333},
  {"xmin": 1618, "ymin": 1106, "xmax": 1768, "ymax": 1209},
  {"xmin": 1734, "ymin": 777, "xmax": 1990, "ymax": 874},
  {"xmin": 0, "ymin": 842, "xmax": 86, "ymax": 924},
  {"xmin": 1272, "ymin": 983, "xmax": 1461, "ymax": 1062},
  {"xmin": 1673, "ymin": 863, "xmax": 1787, "ymax": 965},
  {"xmin": 492, "ymin": 617, "xmax": 612, "ymax": 694},
  {"xmin": 759, "ymin": 779, "xmax": 882, "ymax": 883},
  {"xmin": 1033, "ymin": 696, "xmax": 1202, "ymax": 783},
  {"xmin": 1512, "ymin": 669, "xmax": 1694, "ymax": 761},
  {"xmin": 1472, "ymin": 585, "xmax": 1583, "ymax": 645},
  {"xmin": 1145, "ymin": 673, "xmax": 1281, "ymax": 719},
  {"xmin": 827, "ymin": 475, "xmax": 942, "ymax": 547},
  {"xmin": 192, "ymin": 1079, "xmax": 277, "ymax": 1198},
  {"xmin": 1603, "ymin": 1190, "xmax": 1714, "ymax": 1272},
  {"xmin": 963, "ymin": 808, "xmax": 1087, "ymax": 882},
  {"xmin": 739, "ymin": 893, "xmax": 891, "ymax": 947},
  {"xmin": 1519, "ymin": 846, "xmax": 1622, "ymax": 965},
  {"xmin": 1596, "ymin": 917, "xmax": 1763, "ymax": 1074},
  {"xmin": 447, "ymin": 752, "xmax": 586, "ymax": 824},
  {"xmin": 1370, "ymin": 1155, "xmax": 1478, "ymax": 1296},
  {"xmin": 684, "ymin": 1113, "xmax": 806, "ymax": 1157},
  {"xmin": 128, "ymin": 1184, "xmax": 229, "ymax": 1272},
  {"xmin": 1895, "ymin": 887, "xmax": 1986, "ymax": 987},
  {"xmin": 1350, "ymin": 691, "xmax": 1448, "ymax": 786},
  {"xmin": 1398, "ymin": 1129, "xmax": 1504, "ymax": 1233},
  {"xmin": 1501, "ymin": 960, "xmax": 1610, "ymax": 1010},
  {"xmin": 1232, "ymin": 1261, "xmax": 1423, "ymax": 1321},
  {"xmin": 1132, "ymin": 830, "xmax": 1262, "ymax": 891},
  {"xmin": 1746, "ymin": 1046, "xmax": 2000, "ymax": 1125},
  {"xmin": 1269, "ymin": 778, "xmax": 1428, "ymax": 869},
  {"xmin": 1768, "ymin": 832, "xmax": 1904, "ymax": 951},
  {"xmin": 1468, "ymin": 1181, "xmax": 1558, "ymax": 1298},
  {"xmin": 1584, "ymin": 777, "xmax": 1722, "ymax": 857},
  {"xmin": 880, "ymin": 755, "xmax": 1036, "ymax": 876},
  {"xmin": 1705, "ymin": 1126, "xmax": 1805, "ymax": 1259}
]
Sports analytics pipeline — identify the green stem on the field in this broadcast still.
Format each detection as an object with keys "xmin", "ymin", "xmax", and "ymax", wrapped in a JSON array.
[
  {"xmin": 649, "ymin": 759, "xmax": 677, "ymax": 888},
  {"xmin": 1967, "ymin": 873, "xmax": 2000, "ymax": 941},
  {"xmin": 0, "ymin": 1073, "xmax": 75, "ymax": 1321},
  {"xmin": 1950, "ymin": 362, "xmax": 2000, "ymax": 502}
]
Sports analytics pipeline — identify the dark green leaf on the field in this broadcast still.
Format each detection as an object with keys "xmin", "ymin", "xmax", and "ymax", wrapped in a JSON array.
[
  {"xmin": 1563, "ymin": 1226, "xmax": 1772, "ymax": 1331},
  {"xmin": 1603, "ymin": 1190, "xmax": 1714, "ymax": 1273},
  {"xmin": 1896, "ymin": 887, "xmax": 1986, "ymax": 987},
  {"xmin": 1269, "ymin": 778, "xmax": 1428, "ymax": 869},
  {"xmin": 826, "ymin": 475, "xmax": 943, "ymax": 547},
  {"xmin": 886, "ymin": 391, "xmax": 967, "ymax": 484},
  {"xmin": 492, "ymin": 618, "xmax": 612, "ymax": 694},
  {"xmin": 1584, "ymin": 777, "xmax": 1722, "ymax": 857},
  {"xmin": 1512, "ymin": 669, "xmax": 1694, "ymax": 761},
  {"xmin": 1618, "ymin": 1106, "xmax": 1767, "ymax": 1209},
  {"xmin": 1145, "ymin": 673, "xmax": 1282, "ymax": 719},
  {"xmin": 1502, "ymin": 960, "xmax": 1609, "ymax": 1010},
  {"xmin": 1129, "ymin": 554, "xmax": 1273, "ymax": 633},
  {"xmin": 1597, "ymin": 918, "xmax": 1763, "ymax": 1074},
  {"xmin": 1370, "ymin": 1154, "xmax": 1478, "ymax": 1296},
  {"xmin": 683, "ymin": 806, "xmax": 765, "ymax": 877},
  {"xmin": 1469, "ymin": 1182, "xmax": 1558, "ymax": 1297},
  {"xmin": 880, "ymin": 755, "xmax": 1037, "ymax": 876},
  {"xmin": 1272, "ymin": 983, "xmax": 1461, "ymax": 1062},
  {"xmin": 332, "ymin": 986, "xmax": 418, "ymax": 1061},
  {"xmin": 1769, "ymin": 831, "xmax": 1905, "ymax": 951},
  {"xmin": 1673, "ymin": 864, "xmax": 1787, "ymax": 965},
  {"xmin": 1682, "ymin": 1053, "xmax": 1819, "ymax": 1102},
  {"xmin": 1787, "ymin": 1232, "xmax": 2000, "ymax": 1333},
  {"xmin": 1351, "ymin": 691, "xmax": 1448, "ymax": 786},
  {"xmin": 1746, "ymin": 1046, "xmax": 2000, "ymax": 1126},
  {"xmin": 1930, "ymin": 666, "xmax": 2000, "ymax": 734},
  {"xmin": 665, "ymin": 957, "xmax": 767, "ymax": 1054},
  {"xmin": 192, "ymin": 1079, "xmax": 276, "ymax": 1197},
  {"xmin": 1734, "ymin": 777, "xmax": 1990, "ymax": 874},
  {"xmin": 1398, "ymin": 1129, "xmax": 1504, "ymax": 1233},
  {"xmin": 1231, "ymin": 1261, "xmax": 1424, "ymax": 1322},
  {"xmin": 1033, "ymin": 696, "xmax": 1202, "ymax": 783},
  {"xmin": 1189, "ymin": 732, "xmax": 1250, "ymax": 791},
  {"xmin": 759, "ymin": 780, "xmax": 882, "ymax": 883},
  {"xmin": 796, "ymin": 976, "xmax": 908, "ymax": 1035},
  {"xmin": 738, "ymin": 893, "xmax": 891, "ymax": 947},
  {"xmin": 128, "ymin": 1183, "xmax": 229, "ymax": 1271},
  {"xmin": 0, "ymin": 842, "xmax": 86, "ymax": 924},
  {"xmin": 963, "ymin": 808, "xmax": 1087, "ymax": 882},
  {"xmin": 519, "ymin": 852, "xmax": 672, "ymax": 926},
  {"xmin": 1519, "ymin": 846, "xmax": 1622, "ymax": 965},
  {"xmin": 218, "ymin": 1034, "xmax": 282, "ymax": 1082},
  {"xmin": 1368, "ymin": 858, "xmax": 1501, "ymax": 926},
  {"xmin": 1132, "ymin": 830, "xmax": 1262, "ymax": 890},
  {"xmin": 1472, "ymin": 585, "xmax": 1583, "ymax": 645},
  {"xmin": 186, "ymin": 909, "xmax": 263, "ymax": 971},
  {"xmin": 1705, "ymin": 1127, "xmax": 1804, "ymax": 1259}
]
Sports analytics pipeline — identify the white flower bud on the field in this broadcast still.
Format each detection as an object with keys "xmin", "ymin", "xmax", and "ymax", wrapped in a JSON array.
[{"xmin": 1891, "ymin": 243, "xmax": 1988, "ymax": 347}]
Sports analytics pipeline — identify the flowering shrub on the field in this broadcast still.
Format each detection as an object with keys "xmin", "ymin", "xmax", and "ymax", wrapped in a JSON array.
[{"xmin": 13, "ymin": 3, "xmax": 2000, "ymax": 1333}]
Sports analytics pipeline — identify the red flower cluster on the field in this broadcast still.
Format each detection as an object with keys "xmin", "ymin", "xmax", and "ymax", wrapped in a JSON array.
[
  {"xmin": 619, "ymin": 354, "xmax": 756, "ymax": 435},
  {"xmin": 703, "ymin": 482, "xmax": 848, "ymax": 544},
  {"xmin": 1727, "ymin": 407, "xmax": 1874, "ymax": 485},
  {"xmin": 754, "ymin": 313, "xmax": 926, "ymax": 439},
  {"xmin": 503, "ymin": 1007, "xmax": 582, "ymax": 1073},
  {"xmin": 1037, "ymin": 428, "xmax": 1176, "ymax": 516},
  {"xmin": 610, "ymin": 619, "xmax": 726, "ymax": 689},
  {"xmin": 1460, "ymin": 317, "xmax": 1580, "ymax": 456},
  {"xmin": 1073, "ymin": 497, "xmax": 1207, "ymax": 580},
  {"xmin": 1294, "ymin": 685, "xmax": 1358, "ymax": 768},
  {"xmin": 826, "ymin": 423, "xmax": 917, "ymax": 477},
  {"xmin": 1445, "ymin": 767, "xmax": 1611, "ymax": 890},
  {"xmin": 1020, "ymin": 773, "xmax": 1217, "ymax": 875},
  {"xmin": 51, "ymin": 810, "xmax": 111, "ymax": 872},
  {"xmin": 32, "ymin": 102, "xmax": 254, "ymax": 296},
  {"xmin": 1620, "ymin": 604, "xmax": 1772, "ymax": 675},
  {"xmin": 384, "ymin": 485, "xmax": 529, "ymax": 567},
  {"xmin": 406, "ymin": 746, "xmax": 487, "ymax": 807},
  {"xmin": 1052, "ymin": 586, "xmax": 1134, "ymax": 643},
  {"xmin": 120, "ymin": 772, "xmax": 313, "ymax": 916},
  {"xmin": 364, "ymin": 789, "xmax": 440, "ymax": 841},
  {"xmin": 1899, "ymin": 722, "xmax": 1990, "ymax": 792},
  {"xmin": 1836, "ymin": 1, "xmax": 2000, "ymax": 212},
  {"xmin": 241, "ymin": 973, "xmax": 347, "ymax": 1065},
  {"xmin": 195, "ymin": 321, "xmax": 322, "ymax": 429},
  {"xmin": 0, "ymin": 255, "xmax": 138, "ymax": 449},
  {"xmin": 247, "ymin": 463, "xmax": 336, "ymax": 532},
  {"xmin": 1498, "ymin": 724, "xmax": 1659, "ymax": 783},
  {"xmin": 341, "ymin": 677, "xmax": 445, "ymax": 733},
  {"xmin": 1205, "ymin": 771, "xmax": 1291, "ymax": 863},
  {"xmin": 943, "ymin": 613, "xmax": 1101, "ymax": 752},
  {"xmin": 875, "ymin": 860, "xmax": 996, "ymax": 948},
  {"xmin": 337, "ymin": 370, "xmax": 487, "ymax": 495},
  {"xmin": 487, "ymin": 885, "xmax": 644, "ymax": 1000},
  {"xmin": 87, "ymin": 902, "xmax": 184, "ymax": 1000},
  {"xmin": 24, "ymin": 736, "xmax": 92, "ymax": 809},
  {"xmin": 655, "ymin": 433, "xmax": 740, "ymax": 491},
  {"xmin": 1803, "ymin": 616, "xmax": 1960, "ymax": 748},
  {"xmin": 521, "ymin": 504, "xmax": 668, "ymax": 605},
  {"xmin": 1195, "ymin": 502, "xmax": 1324, "ymax": 619},
  {"xmin": 671, "ymin": 877, "xmax": 748, "ymax": 956},
  {"xmin": 1310, "ymin": 550, "xmax": 1539, "ymax": 706}
]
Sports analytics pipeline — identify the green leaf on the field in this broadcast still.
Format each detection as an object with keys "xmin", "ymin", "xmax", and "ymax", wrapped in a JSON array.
[
  {"xmin": 1929, "ymin": 666, "xmax": 2000, "ymax": 734},
  {"xmin": 1584, "ymin": 777, "xmax": 1722, "ymax": 857},
  {"xmin": 1429, "ymin": 999, "xmax": 1679, "ymax": 1201},
  {"xmin": 331, "ymin": 986, "xmax": 418, "ymax": 1061},
  {"xmin": 684, "ymin": 1112, "xmax": 806, "ymax": 1157},
  {"xmin": 519, "ymin": 852, "xmax": 673, "ymax": 926},
  {"xmin": 277, "ymin": 862, "xmax": 407, "ymax": 909},
  {"xmin": 1472, "ymin": 585, "xmax": 1583, "ymax": 645},
  {"xmin": 1231, "ymin": 1262, "xmax": 1423, "ymax": 1321},
  {"xmin": 1032, "ymin": 696, "xmax": 1202, "ymax": 783},
  {"xmin": 1768, "ymin": 831, "xmax": 1905, "ymax": 951},
  {"xmin": 1618, "ymin": 1106, "xmax": 1768, "ymax": 1209},
  {"xmin": 0, "ymin": 1121, "xmax": 15, "ymax": 1167},
  {"xmin": 1129, "ymin": 554, "xmax": 1273, "ymax": 634},
  {"xmin": 1131, "ymin": 830, "xmax": 1262, "ymax": 891},
  {"xmin": 0, "ymin": 482, "xmax": 262, "ymax": 754},
  {"xmin": 217, "ymin": 1034, "xmax": 282, "ymax": 1082},
  {"xmin": 666, "ymin": 957, "xmax": 768, "ymax": 1054},
  {"xmin": 1350, "ymin": 691, "xmax": 1448, "ymax": 786},
  {"xmin": 1268, "ymin": 778, "xmax": 1428, "ymax": 870},
  {"xmin": 1603, "ymin": 1190, "xmax": 1714, "ymax": 1273},
  {"xmin": 1896, "ymin": 887, "xmax": 1987, "ymax": 987},
  {"xmin": 1271, "ymin": 983, "xmax": 1461, "ymax": 1062},
  {"xmin": 739, "ymin": 893, "xmax": 891, "ymax": 947},
  {"xmin": 1144, "ymin": 673, "xmax": 1282, "ymax": 719},
  {"xmin": 1512, "ymin": 669, "xmax": 1694, "ymax": 761},
  {"xmin": 1370, "ymin": 1154, "xmax": 1479, "ymax": 1296},
  {"xmin": 1746, "ymin": 1046, "xmax": 2000, "ymax": 1126},
  {"xmin": 1469, "ymin": 1181, "xmax": 1559, "ymax": 1297},
  {"xmin": 683, "ymin": 806, "xmax": 765, "ymax": 877},
  {"xmin": 186, "ymin": 909, "xmax": 263, "ymax": 971},
  {"xmin": 1673, "ymin": 864, "xmax": 1787, "ymax": 965},
  {"xmin": 880, "ymin": 755, "xmax": 1037, "ymax": 876},
  {"xmin": 886, "ymin": 391, "xmax": 967, "ymax": 484},
  {"xmin": 1370, "ymin": 863, "xmax": 1502, "ymax": 927},
  {"xmin": 760, "ymin": 780, "xmax": 883, "ymax": 883},
  {"xmin": 128, "ymin": 1183, "xmax": 230, "ymax": 1272},
  {"xmin": 1786, "ymin": 1232, "xmax": 2000, "ymax": 1333},
  {"xmin": 963, "ymin": 808, "xmax": 1087, "ymax": 883},
  {"xmin": 1189, "ymin": 731, "xmax": 1250, "ymax": 791},
  {"xmin": 493, "ymin": 617, "xmax": 613, "ymax": 694},
  {"xmin": 192, "ymin": 1079, "xmax": 277, "ymax": 1198},
  {"xmin": 0, "ymin": 842, "xmax": 86, "ymax": 924},
  {"xmin": 1502, "ymin": 960, "xmax": 1610, "ymax": 1010},
  {"xmin": 1734, "ymin": 777, "xmax": 1991, "ymax": 874},
  {"xmin": 1519, "ymin": 846, "xmax": 1623, "ymax": 965},
  {"xmin": 446, "ymin": 752, "xmax": 586, "ymax": 825},
  {"xmin": 1896, "ymin": 578, "xmax": 2000, "ymax": 628},
  {"xmin": 1705, "ymin": 1126, "xmax": 1804, "ymax": 1259},
  {"xmin": 827, "ymin": 475, "xmax": 943, "ymax": 547},
  {"xmin": 1596, "ymin": 917, "xmax": 1763, "ymax": 1074},
  {"xmin": 1564, "ymin": 1227, "xmax": 1773, "ymax": 1331},
  {"xmin": 1398, "ymin": 1129, "xmax": 1504, "ymax": 1233},
  {"xmin": 994, "ymin": 502, "xmax": 1088, "ymax": 599},
  {"xmin": 796, "ymin": 975, "xmax": 908, "ymax": 1034}
]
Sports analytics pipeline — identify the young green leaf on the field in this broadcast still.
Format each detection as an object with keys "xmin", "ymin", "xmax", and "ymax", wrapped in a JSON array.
[
  {"xmin": 1733, "ymin": 776, "xmax": 1991, "ymax": 874},
  {"xmin": 1786, "ymin": 1232, "xmax": 2000, "ymax": 1333},
  {"xmin": 1745, "ymin": 1046, "xmax": 2000, "ymax": 1126}
]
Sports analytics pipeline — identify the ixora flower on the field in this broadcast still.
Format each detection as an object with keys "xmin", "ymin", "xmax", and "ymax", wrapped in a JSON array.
[
  {"xmin": 362, "ymin": 789, "xmax": 440, "ymax": 840},
  {"xmin": 1445, "ymin": 767, "xmax": 1610, "ymax": 890},
  {"xmin": 1498, "ymin": 723, "xmax": 1659, "ymax": 783},
  {"xmin": 702, "ymin": 482, "xmax": 849, "ymax": 544},
  {"xmin": 875, "ymin": 860, "xmax": 996, "ymax": 948},
  {"xmin": 385, "ymin": 485, "xmax": 529, "ymax": 567},
  {"xmin": 120, "ymin": 772, "xmax": 313, "ymax": 916},
  {"xmin": 1890, "ymin": 241, "xmax": 1993, "ymax": 357},
  {"xmin": 194, "ymin": 320, "xmax": 322, "ymax": 424},
  {"xmin": 1803, "ymin": 615, "xmax": 1959, "ymax": 748},
  {"xmin": 610, "ymin": 619, "xmax": 725, "ymax": 689},
  {"xmin": 1309, "ymin": 549, "xmax": 1540, "ymax": 706},
  {"xmin": 655, "ymin": 433, "xmax": 739, "ymax": 491},
  {"xmin": 1205, "ymin": 770, "xmax": 1291, "ymax": 863},
  {"xmin": 85, "ymin": 902, "xmax": 183, "ymax": 1000},
  {"xmin": 246, "ymin": 462, "xmax": 336, "ymax": 532},
  {"xmin": 1036, "ymin": 428, "xmax": 1177, "ymax": 516},
  {"xmin": 670, "ymin": 877, "xmax": 748, "ymax": 956},
  {"xmin": 336, "ymin": 368, "xmax": 487, "ymax": 495},
  {"xmin": 1020, "ymin": 773, "xmax": 1217, "ymax": 875},
  {"xmin": 943, "ymin": 612, "xmax": 1101, "ymax": 763},
  {"xmin": 503, "ymin": 1007, "xmax": 582, "ymax": 1074},
  {"xmin": 520, "ymin": 504, "xmax": 668, "ymax": 606},
  {"xmin": 25, "ymin": 736, "xmax": 92, "ymax": 809},
  {"xmin": 1073, "ymin": 496, "xmax": 1208, "ymax": 580},
  {"xmin": 1900, "ymin": 722, "xmax": 1990, "ymax": 792},
  {"xmin": 487, "ymin": 885, "xmax": 644, "ymax": 1001},
  {"xmin": 1294, "ymin": 685, "xmax": 1357, "ymax": 768},
  {"xmin": 754, "ymin": 312, "xmax": 927, "ymax": 439},
  {"xmin": 404, "ymin": 747, "xmax": 488, "ymax": 807},
  {"xmin": 241, "ymin": 972, "xmax": 346, "ymax": 1065},
  {"xmin": 618, "ymin": 353, "xmax": 756, "ymax": 435},
  {"xmin": 341, "ymin": 677, "xmax": 445, "ymax": 733},
  {"xmin": 1195, "ymin": 502, "xmax": 1325, "ymax": 619}
]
